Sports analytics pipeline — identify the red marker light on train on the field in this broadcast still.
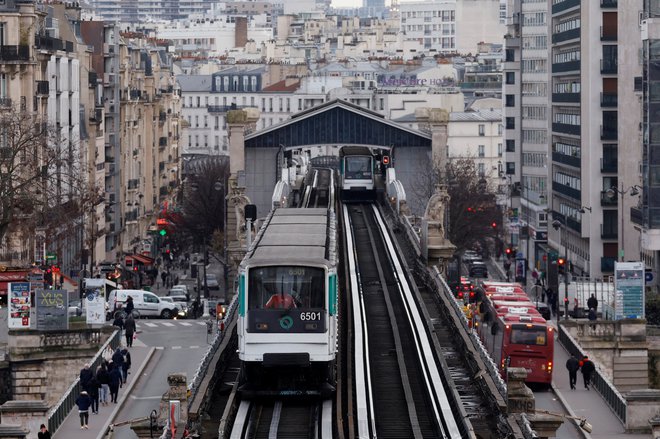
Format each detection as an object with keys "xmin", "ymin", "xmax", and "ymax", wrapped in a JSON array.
[{"xmin": 382, "ymin": 156, "xmax": 390, "ymax": 165}]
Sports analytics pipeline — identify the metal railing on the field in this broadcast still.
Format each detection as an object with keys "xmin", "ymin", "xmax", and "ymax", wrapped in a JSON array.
[
  {"xmin": 47, "ymin": 329, "xmax": 121, "ymax": 434},
  {"xmin": 557, "ymin": 324, "xmax": 627, "ymax": 424},
  {"xmin": 187, "ymin": 296, "xmax": 238, "ymax": 403}
]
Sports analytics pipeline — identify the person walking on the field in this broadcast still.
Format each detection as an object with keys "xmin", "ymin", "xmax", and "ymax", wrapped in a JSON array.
[
  {"xmin": 87, "ymin": 373, "xmax": 100, "ymax": 414},
  {"xmin": 587, "ymin": 294, "xmax": 598, "ymax": 313},
  {"xmin": 79, "ymin": 363, "xmax": 93, "ymax": 393},
  {"xmin": 97, "ymin": 364, "xmax": 110, "ymax": 406},
  {"xmin": 565, "ymin": 355, "xmax": 580, "ymax": 390},
  {"xmin": 112, "ymin": 314, "xmax": 124, "ymax": 332},
  {"xmin": 581, "ymin": 356, "xmax": 596, "ymax": 390},
  {"xmin": 37, "ymin": 424, "xmax": 51, "ymax": 439},
  {"xmin": 75, "ymin": 390, "xmax": 92, "ymax": 429},
  {"xmin": 120, "ymin": 347, "xmax": 131, "ymax": 383},
  {"xmin": 124, "ymin": 314, "xmax": 136, "ymax": 348},
  {"xmin": 124, "ymin": 296, "xmax": 135, "ymax": 317},
  {"xmin": 112, "ymin": 348, "xmax": 125, "ymax": 386},
  {"xmin": 108, "ymin": 364, "xmax": 122, "ymax": 403}
]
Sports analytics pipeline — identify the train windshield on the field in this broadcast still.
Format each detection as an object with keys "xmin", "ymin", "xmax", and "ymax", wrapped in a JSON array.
[
  {"xmin": 247, "ymin": 266, "xmax": 325, "ymax": 310},
  {"xmin": 509, "ymin": 326, "xmax": 547, "ymax": 346},
  {"xmin": 345, "ymin": 156, "xmax": 372, "ymax": 180}
]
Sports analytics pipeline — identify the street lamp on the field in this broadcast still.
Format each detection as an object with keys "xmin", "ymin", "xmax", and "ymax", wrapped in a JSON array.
[
  {"xmin": 552, "ymin": 219, "xmax": 569, "ymax": 321},
  {"xmin": 605, "ymin": 185, "xmax": 641, "ymax": 261}
]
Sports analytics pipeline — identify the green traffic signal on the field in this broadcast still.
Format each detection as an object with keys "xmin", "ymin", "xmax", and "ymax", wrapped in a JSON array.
[{"xmin": 159, "ymin": 229, "xmax": 167, "ymax": 236}]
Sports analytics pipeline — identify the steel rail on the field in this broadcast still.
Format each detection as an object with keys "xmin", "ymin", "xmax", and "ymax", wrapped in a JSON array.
[
  {"xmin": 342, "ymin": 204, "xmax": 376, "ymax": 439},
  {"xmin": 372, "ymin": 205, "xmax": 461, "ymax": 438}
]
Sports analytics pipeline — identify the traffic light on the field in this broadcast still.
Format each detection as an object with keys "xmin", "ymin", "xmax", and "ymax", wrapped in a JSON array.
[
  {"xmin": 505, "ymin": 247, "xmax": 512, "ymax": 258},
  {"xmin": 133, "ymin": 265, "xmax": 138, "ymax": 271},
  {"xmin": 491, "ymin": 221, "xmax": 497, "ymax": 229},
  {"xmin": 557, "ymin": 258, "xmax": 565, "ymax": 275},
  {"xmin": 159, "ymin": 229, "xmax": 167, "ymax": 236}
]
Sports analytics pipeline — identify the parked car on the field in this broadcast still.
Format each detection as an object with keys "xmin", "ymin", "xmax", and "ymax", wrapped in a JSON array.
[
  {"xmin": 107, "ymin": 289, "xmax": 179, "ymax": 319},
  {"xmin": 205, "ymin": 274, "xmax": 220, "ymax": 291},
  {"xmin": 167, "ymin": 287, "xmax": 189, "ymax": 301},
  {"xmin": 468, "ymin": 261, "xmax": 489, "ymax": 278},
  {"xmin": 160, "ymin": 296, "xmax": 189, "ymax": 319}
]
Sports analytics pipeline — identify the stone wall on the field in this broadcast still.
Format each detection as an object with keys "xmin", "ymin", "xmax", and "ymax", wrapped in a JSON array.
[{"xmin": 0, "ymin": 362, "xmax": 11, "ymax": 404}]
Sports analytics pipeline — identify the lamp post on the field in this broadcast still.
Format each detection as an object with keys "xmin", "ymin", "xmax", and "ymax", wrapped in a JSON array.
[{"xmin": 606, "ymin": 184, "xmax": 640, "ymax": 262}]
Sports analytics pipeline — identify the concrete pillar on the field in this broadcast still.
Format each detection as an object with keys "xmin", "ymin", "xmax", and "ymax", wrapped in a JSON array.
[
  {"xmin": 649, "ymin": 415, "xmax": 660, "ymax": 439},
  {"xmin": 506, "ymin": 367, "xmax": 535, "ymax": 414},
  {"xmin": 625, "ymin": 390, "xmax": 660, "ymax": 433},
  {"xmin": 0, "ymin": 400, "xmax": 48, "ymax": 439},
  {"xmin": 414, "ymin": 108, "xmax": 449, "ymax": 180},
  {"xmin": 157, "ymin": 373, "xmax": 188, "ymax": 436},
  {"xmin": 526, "ymin": 413, "xmax": 564, "ymax": 439}
]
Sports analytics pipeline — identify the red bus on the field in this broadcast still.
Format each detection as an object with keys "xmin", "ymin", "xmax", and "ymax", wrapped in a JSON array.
[{"xmin": 475, "ymin": 283, "xmax": 554, "ymax": 385}]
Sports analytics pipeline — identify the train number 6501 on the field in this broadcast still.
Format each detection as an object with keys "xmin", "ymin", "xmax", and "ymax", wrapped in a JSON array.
[{"xmin": 300, "ymin": 312, "xmax": 321, "ymax": 321}]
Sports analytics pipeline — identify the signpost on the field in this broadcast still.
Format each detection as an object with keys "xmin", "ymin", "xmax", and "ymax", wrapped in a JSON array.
[
  {"xmin": 83, "ymin": 278, "xmax": 107, "ymax": 325},
  {"xmin": 614, "ymin": 261, "xmax": 645, "ymax": 320},
  {"xmin": 36, "ymin": 289, "xmax": 68, "ymax": 331}
]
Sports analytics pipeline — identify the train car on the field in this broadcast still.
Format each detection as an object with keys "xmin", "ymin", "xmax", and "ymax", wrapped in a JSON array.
[
  {"xmin": 237, "ymin": 207, "xmax": 338, "ymax": 397},
  {"xmin": 338, "ymin": 146, "xmax": 376, "ymax": 202}
]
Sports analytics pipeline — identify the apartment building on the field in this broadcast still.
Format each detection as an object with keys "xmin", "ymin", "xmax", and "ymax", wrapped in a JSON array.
[{"xmin": 84, "ymin": 0, "xmax": 214, "ymax": 22}]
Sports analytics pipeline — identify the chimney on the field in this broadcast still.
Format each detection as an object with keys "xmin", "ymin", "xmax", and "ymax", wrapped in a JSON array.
[{"xmin": 235, "ymin": 17, "xmax": 248, "ymax": 48}]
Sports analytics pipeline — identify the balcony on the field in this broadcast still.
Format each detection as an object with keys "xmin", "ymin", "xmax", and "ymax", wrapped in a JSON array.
[
  {"xmin": 566, "ymin": 216, "xmax": 582, "ymax": 233},
  {"xmin": 601, "ymin": 256, "xmax": 616, "ymax": 273},
  {"xmin": 552, "ymin": 151, "xmax": 580, "ymax": 168},
  {"xmin": 129, "ymin": 90, "xmax": 141, "ymax": 100},
  {"xmin": 631, "ymin": 206, "xmax": 643, "ymax": 226},
  {"xmin": 552, "ymin": 28, "xmax": 580, "ymax": 44},
  {"xmin": 35, "ymin": 35, "xmax": 63, "ymax": 51},
  {"xmin": 601, "ymin": 59, "xmax": 617, "ymax": 74},
  {"xmin": 601, "ymin": 0, "xmax": 617, "ymax": 7},
  {"xmin": 600, "ymin": 157, "xmax": 617, "ymax": 172},
  {"xmin": 601, "ymin": 224, "xmax": 618, "ymax": 239},
  {"xmin": 600, "ymin": 191, "xmax": 617, "ymax": 206},
  {"xmin": 552, "ymin": 92, "xmax": 580, "ymax": 103},
  {"xmin": 601, "ymin": 125, "xmax": 617, "ymax": 140},
  {"xmin": 600, "ymin": 26, "xmax": 617, "ymax": 41},
  {"xmin": 552, "ymin": 0, "xmax": 580, "ymax": 14},
  {"xmin": 552, "ymin": 122, "xmax": 580, "ymax": 136},
  {"xmin": 207, "ymin": 104, "xmax": 247, "ymax": 113},
  {"xmin": 552, "ymin": 61, "xmax": 580, "ymax": 73},
  {"xmin": 0, "ymin": 45, "xmax": 30, "ymax": 61},
  {"xmin": 552, "ymin": 181, "xmax": 581, "ymax": 200},
  {"xmin": 35, "ymin": 80, "xmax": 49, "ymax": 95},
  {"xmin": 89, "ymin": 108, "xmax": 103, "ymax": 123},
  {"xmin": 127, "ymin": 179, "xmax": 140, "ymax": 190},
  {"xmin": 601, "ymin": 92, "xmax": 618, "ymax": 107}
]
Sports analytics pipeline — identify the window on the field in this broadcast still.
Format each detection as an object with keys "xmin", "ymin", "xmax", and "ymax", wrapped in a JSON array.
[
  {"xmin": 478, "ymin": 145, "xmax": 485, "ymax": 157},
  {"xmin": 498, "ymin": 143, "xmax": 503, "ymax": 157},
  {"xmin": 247, "ymin": 266, "xmax": 325, "ymax": 311},
  {"xmin": 505, "ymin": 72, "xmax": 515, "ymax": 84},
  {"xmin": 506, "ymin": 117, "xmax": 515, "ymax": 129},
  {"xmin": 196, "ymin": 96, "xmax": 200, "ymax": 107},
  {"xmin": 478, "ymin": 124, "xmax": 485, "ymax": 136},
  {"xmin": 195, "ymin": 115, "xmax": 199, "ymax": 127},
  {"xmin": 506, "ymin": 94, "xmax": 515, "ymax": 107},
  {"xmin": 478, "ymin": 163, "xmax": 485, "ymax": 176},
  {"xmin": 505, "ymin": 49, "xmax": 515, "ymax": 62},
  {"xmin": 506, "ymin": 162, "xmax": 516, "ymax": 175},
  {"xmin": 506, "ymin": 140, "xmax": 515, "ymax": 152}
]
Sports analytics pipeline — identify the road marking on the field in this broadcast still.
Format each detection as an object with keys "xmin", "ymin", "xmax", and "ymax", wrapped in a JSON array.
[
  {"xmin": 189, "ymin": 346, "xmax": 201, "ymax": 349},
  {"xmin": 196, "ymin": 321, "xmax": 207, "ymax": 326},
  {"xmin": 161, "ymin": 322, "xmax": 175, "ymax": 327},
  {"xmin": 171, "ymin": 346, "xmax": 182, "ymax": 350},
  {"xmin": 179, "ymin": 322, "xmax": 192, "ymax": 326},
  {"xmin": 143, "ymin": 322, "xmax": 158, "ymax": 327},
  {"xmin": 130, "ymin": 395, "xmax": 162, "ymax": 400},
  {"xmin": 155, "ymin": 346, "xmax": 165, "ymax": 350}
]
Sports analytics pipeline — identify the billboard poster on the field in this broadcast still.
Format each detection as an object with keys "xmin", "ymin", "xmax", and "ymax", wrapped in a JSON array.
[
  {"xmin": 36, "ymin": 289, "xmax": 68, "ymax": 331},
  {"xmin": 614, "ymin": 261, "xmax": 645, "ymax": 320},
  {"xmin": 8, "ymin": 282, "xmax": 31, "ymax": 329},
  {"xmin": 84, "ymin": 278, "xmax": 106, "ymax": 325}
]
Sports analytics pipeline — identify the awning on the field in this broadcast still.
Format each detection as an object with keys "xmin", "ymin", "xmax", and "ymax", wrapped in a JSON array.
[
  {"xmin": 129, "ymin": 254, "xmax": 155, "ymax": 265},
  {"xmin": 0, "ymin": 270, "xmax": 30, "ymax": 296}
]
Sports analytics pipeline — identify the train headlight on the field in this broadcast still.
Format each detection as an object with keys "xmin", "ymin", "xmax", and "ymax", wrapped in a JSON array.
[{"xmin": 256, "ymin": 323, "xmax": 269, "ymax": 330}]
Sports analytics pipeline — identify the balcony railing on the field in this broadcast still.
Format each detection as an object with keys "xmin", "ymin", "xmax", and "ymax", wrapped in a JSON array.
[
  {"xmin": 552, "ymin": 61, "xmax": 580, "ymax": 73},
  {"xmin": 601, "ymin": 125, "xmax": 617, "ymax": 140},
  {"xmin": 552, "ymin": 181, "xmax": 581, "ymax": 200},
  {"xmin": 601, "ymin": 224, "xmax": 618, "ymax": 239},
  {"xmin": 600, "ymin": 157, "xmax": 618, "ymax": 172},
  {"xmin": 552, "ymin": 0, "xmax": 580, "ymax": 14},
  {"xmin": 552, "ymin": 92, "xmax": 580, "ymax": 103},
  {"xmin": 36, "ymin": 81, "xmax": 49, "ymax": 95},
  {"xmin": 552, "ymin": 28, "xmax": 580, "ymax": 44},
  {"xmin": 601, "ymin": 256, "xmax": 616, "ymax": 273},
  {"xmin": 552, "ymin": 122, "xmax": 580, "ymax": 136},
  {"xmin": 0, "ymin": 45, "xmax": 29, "ymax": 61},
  {"xmin": 600, "ymin": 191, "xmax": 617, "ymax": 206},
  {"xmin": 35, "ymin": 35, "xmax": 64, "ymax": 51},
  {"xmin": 552, "ymin": 151, "xmax": 581, "ymax": 168},
  {"xmin": 601, "ymin": 59, "xmax": 617, "ymax": 74},
  {"xmin": 601, "ymin": 92, "xmax": 618, "ymax": 107}
]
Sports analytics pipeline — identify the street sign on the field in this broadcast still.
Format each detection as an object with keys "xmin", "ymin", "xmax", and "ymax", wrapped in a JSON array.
[
  {"xmin": 46, "ymin": 253, "xmax": 57, "ymax": 261},
  {"xmin": 645, "ymin": 271, "xmax": 654, "ymax": 283},
  {"xmin": 614, "ymin": 262, "xmax": 645, "ymax": 320}
]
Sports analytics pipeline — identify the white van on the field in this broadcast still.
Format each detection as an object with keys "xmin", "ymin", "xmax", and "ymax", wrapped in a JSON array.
[{"xmin": 107, "ymin": 289, "xmax": 178, "ymax": 319}]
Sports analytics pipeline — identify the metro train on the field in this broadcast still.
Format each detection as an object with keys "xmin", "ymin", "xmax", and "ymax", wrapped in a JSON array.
[
  {"xmin": 237, "ymin": 207, "xmax": 339, "ymax": 397},
  {"xmin": 338, "ymin": 146, "xmax": 377, "ymax": 201}
]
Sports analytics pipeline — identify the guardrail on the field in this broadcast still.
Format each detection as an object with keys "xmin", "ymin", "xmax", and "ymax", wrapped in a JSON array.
[
  {"xmin": 431, "ymin": 267, "xmax": 507, "ymax": 398},
  {"xmin": 557, "ymin": 324, "xmax": 626, "ymax": 423},
  {"xmin": 401, "ymin": 215, "xmax": 421, "ymax": 257},
  {"xmin": 47, "ymin": 329, "xmax": 121, "ymax": 434},
  {"xmin": 187, "ymin": 296, "xmax": 238, "ymax": 403}
]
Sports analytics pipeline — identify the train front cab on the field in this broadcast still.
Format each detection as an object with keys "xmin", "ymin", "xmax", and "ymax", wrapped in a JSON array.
[
  {"xmin": 339, "ymin": 148, "xmax": 376, "ymax": 202},
  {"xmin": 237, "ymin": 264, "xmax": 338, "ymax": 398}
]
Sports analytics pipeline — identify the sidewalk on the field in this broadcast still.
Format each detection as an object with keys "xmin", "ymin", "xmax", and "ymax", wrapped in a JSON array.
[{"xmin": 53, "ymin": 346, "xmax": 155, "ymax": 439}]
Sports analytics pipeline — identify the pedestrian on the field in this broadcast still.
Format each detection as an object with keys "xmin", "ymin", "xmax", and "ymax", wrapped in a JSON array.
[
  {"xmin": 108, "ymin": 364, "xmax": 121, "ymax": 403},
  {"xmin": 112, "ymin": 348, "xmax": 125, "ymax": 386},
  {"xmin": 587, "ymin": 294, "xmax": 598, "ymax": 312},
  {"xmin": 121, "ymin": 347, "xmax": 131, "ymax": 383},
  {"xmin": 37, "ymin": 424, "xmax": 51, "ymax": 439},
  {"xmin": 581, "ymin": 356, "xmax": 596, "ymax": 390},
  {"xmin": 112, "ymin": 314, "xmax": 124, "ymax": 332},
  {"xmin": 75, "ymin": 390, "xmax": 92, "ymax": 429},
  {"xmin": 87, "ymin": 372, "xmax": 100, "ymax": 414},
  {"xmin": 124, "ymin": 314, "xmax": 136, "ymax": 347},
  {"xmin": 546, "ymin": 288, "xmax": 556, "ymax": 315},
  {"xmin": 96, "ymin": 364, "xmax": 110, "ymax": 406},
  {"xmin": 588, "ymin": 308, "xmax": 597, "ymax": 321},
  {"xmin": 565, "ymin": 355, "xmax": 580, "ymax": 390},
  {"xmin": 124, "ymin": 296, "xmax": 134, "ymax": 317},
  {"xmin": 79, "ymin": 363, "xmax": 93, "ymax": 393}
]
